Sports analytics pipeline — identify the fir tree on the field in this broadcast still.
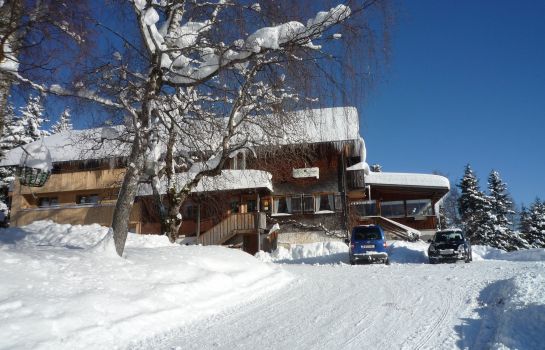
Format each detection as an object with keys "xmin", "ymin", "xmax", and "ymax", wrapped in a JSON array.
[
  {"xmin": 442, "ymin": 186, "xmax": 462, "ymax": 228},
  {"xmin": 457, "ymin": 164, "xmax": 494, "ymax": 245},
  {"xmin": 0, "ymin": 103, "xmax": 17, "ymax": 204},
  {"xmin": 486, "ymin": 170, "xmax": 524, "ymax": 251},
  {"xmin": 51, "ymin": 108, "xmax": 73, "ymax": 133},
  {"xmin": 438, "ymin": 205, "xmax": 448, "ymax": 230},
  {"xmin": 17, "ymin": 95, "xmax": 49, "ymax": 142},
  {"xmin": 526, "ymin": 199, "xmax": 545, "ymax": 248},
  {"xmin": 519, "ymin": 204, "xmax": 532, "ymax": 234},
  {"xmin": 370, "ymin": 164, "xmax": 382, "ymax": 172}
]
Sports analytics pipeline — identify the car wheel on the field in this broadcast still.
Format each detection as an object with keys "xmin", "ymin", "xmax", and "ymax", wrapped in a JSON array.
[
  {"xmin": 350, "ymin": 260, "xmax": 355, "ymax": 265},
  {"xmin": 429, "ymin": 259, "xmax": 436, "ymax": 264}
]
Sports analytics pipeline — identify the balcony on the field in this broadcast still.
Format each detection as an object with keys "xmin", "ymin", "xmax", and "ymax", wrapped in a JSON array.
[{"xmin": 15, "ymin": 168, "xmax": 126, "ymax": 194}]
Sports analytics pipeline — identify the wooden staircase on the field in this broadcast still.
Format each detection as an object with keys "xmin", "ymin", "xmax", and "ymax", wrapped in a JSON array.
[
  {"xmin": 365, "ymin": 216, "xmax": 421, "ymax": 241},
  {"xmin": 198, "ymin": 212, "xmax": 266, "ymax": 246}
]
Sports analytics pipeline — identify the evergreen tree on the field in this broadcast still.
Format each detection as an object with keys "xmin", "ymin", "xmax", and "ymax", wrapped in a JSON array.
[
  {"xmin": 442, "ymin": 186, "xmax": 462, "ymax": 228},
  {"xmin": 486, "ymin": 170, "xmax": 524, "ymax": 251},
  {"xmin": 0, "ymin": 103, "xmax": 16, "ymax": 204},
  {"xmin": 526, "ymin": 199, "xmax": 545, "ymax": 248},
  {"xmin": 370, "ymin": 164, "xmax": 382, "ymax": 172},
  {"xmin": 519, "ymin": 204, "xmax": 532, "ymax": 234},
  {"xmin": 457, "ymin": 164, "xmax": 495, "ymax": 245},
  {"xmin": 18, "ymin": 95, "xmax": 49, "ymax": 144},
  {"xmin": 438, "ymin": 205, "xmax": 448, "ymax": 230},
  {"xmin": 51, "ymin": 108, "xmax": 73, "ymax": 133}
]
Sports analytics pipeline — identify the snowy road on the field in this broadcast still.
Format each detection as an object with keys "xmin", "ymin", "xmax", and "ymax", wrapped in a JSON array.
[{"xmin": 135, "ymin": 259, "xmax": 545, "ymax": 350}]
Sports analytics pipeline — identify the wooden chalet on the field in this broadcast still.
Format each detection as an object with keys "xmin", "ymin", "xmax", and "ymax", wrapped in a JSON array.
[{"xmin": 1, "ymin": 107, "xmax": 450, "ymax": 253}]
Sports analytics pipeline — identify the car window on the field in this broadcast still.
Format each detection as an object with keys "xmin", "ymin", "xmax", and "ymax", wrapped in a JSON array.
[
  {"xmin": 434, "ymin": 232, "xmax": 464, "ymax": 242},
  {"xmin": 352, "ymin": 227, "xmax": 382, "ymax": 240}
]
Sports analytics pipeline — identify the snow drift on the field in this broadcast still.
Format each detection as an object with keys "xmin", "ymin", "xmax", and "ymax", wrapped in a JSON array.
[
  {"xmin": 257, "ymin": 239, "xmax": 545, "ymax": 266},
  {"xmin": 471, "ymin": 272, "xmax": 545, "ymax": 349},
  {"xmin": 0, "ymin": 221, "xmax": 291, "ymax": 349}
]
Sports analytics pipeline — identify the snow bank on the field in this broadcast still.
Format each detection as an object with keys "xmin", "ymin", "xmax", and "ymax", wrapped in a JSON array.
[
  {"xmin": 0, "ymin": 221, "xmax": 291, "ymax": 349},
  {"xmin": 256, "ymin": 241, "xmax": 349, "ymax": 264},
  {"xmin": 388, "ymin": 240, "xmax": 429, "ymax": 264},
  {"xmin": 472, "ymin": 245, "xmax": 545, "ymax": 261},
  {"xmin": 475, "ymin": 272, "xmax": 545, "ymax": 349}
]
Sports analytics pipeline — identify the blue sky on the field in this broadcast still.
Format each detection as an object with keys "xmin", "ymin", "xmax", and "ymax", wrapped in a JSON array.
[{"xmin": 360, "ymin": 0, "xmax": 545, "ymax": 206}]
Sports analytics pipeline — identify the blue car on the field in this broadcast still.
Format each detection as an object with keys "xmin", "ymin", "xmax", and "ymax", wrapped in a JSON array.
[{"xmin": 347, "ymin": 225, "xmax": 390, "ymax": 265}]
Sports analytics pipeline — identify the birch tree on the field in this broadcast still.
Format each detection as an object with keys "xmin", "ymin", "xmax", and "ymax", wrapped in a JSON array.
[{"xmin": 0, "ymin": 0, "xmax": 392, "ymax": 257}]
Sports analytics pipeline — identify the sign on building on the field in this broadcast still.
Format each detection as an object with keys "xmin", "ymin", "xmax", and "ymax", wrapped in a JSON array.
[{"xmin": 292, "ymin": 167, "xmax": 319, "ymax": 179}]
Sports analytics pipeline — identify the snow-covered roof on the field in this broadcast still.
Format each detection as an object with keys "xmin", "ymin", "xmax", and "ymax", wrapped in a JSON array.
[
  {"xmin": 294, "ymin": 106, "xmax": 359, "ymax": 144},
  {"xmin": 137, "ymin": 170, "xmax": 273, "ymax": 196},
  {"xmin": 0, "ymin": 126, "xmax": 130, "ymax": 167},
  {"xmin": 363, "ymin": 172, "xmax": 450, "ymax": 190},
  {"xmin": 0, "ymin": 107, "xmax": 359, "ymax": 166}
]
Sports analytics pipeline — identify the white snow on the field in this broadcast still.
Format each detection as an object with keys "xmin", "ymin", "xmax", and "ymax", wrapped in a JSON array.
[
  {"xmin": 0, "ymin": 107, "xmax": 360, "ymax": 167},
  {"xmin": 153, "ymin": 240, "xmax": 545, "ymax": 350},
  {"xmin": 0, "ymin": 221, "xmax": 291, "ymax": 349},
  {"xmin": 137, "ymin": 169, "xmax": 273, "ymax": 195},
  {"xmin": 1, "ymin": 223, "xmax": 545, "ymax": 349},
  {"xmin": 256, "ymin": 241, "xmax": 348, "ymax": 264},
  {"xmin": 20, "ymin": 142, "xmax": 52, "ymax": 171},
  {"xmin": 472, "ymin": 245, "xmax": 545, "ymax": 261},
  {"xmin": 362, "ymin": 171, "xmax": 450, "ymax": 189},
  {"xmin": 0, "ymin": 126, "xmax": 130, "ymax": 167}
]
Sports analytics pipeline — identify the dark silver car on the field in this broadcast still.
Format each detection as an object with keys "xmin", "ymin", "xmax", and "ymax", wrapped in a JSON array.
[{"xmin": 428, "ymin": 229, "xmax": 472, "ymax": 264}]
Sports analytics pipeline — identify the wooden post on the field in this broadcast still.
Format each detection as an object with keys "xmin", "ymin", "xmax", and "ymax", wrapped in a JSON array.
[
  {"xmin": 196, "ymin": 204, "xmax": 201, "ymax": 240},
  {"xmin": 256, "ymin": 192, "xmax": 260, "ymax": 212}
]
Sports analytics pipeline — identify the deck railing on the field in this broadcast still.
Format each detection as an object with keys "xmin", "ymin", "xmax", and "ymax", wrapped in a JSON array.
[{"xmin": 198, "ymin": 212, "xmax": 266, "ymax": 246}]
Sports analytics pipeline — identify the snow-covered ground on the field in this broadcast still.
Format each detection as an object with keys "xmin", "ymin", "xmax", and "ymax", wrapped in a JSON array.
[
  {"xmin": 1, "ymin": 222, "xmax": 545, "ymax": 349},
  {"xmin": 0, "ymin": 221, "xmax": 291, "ymax": 349}
]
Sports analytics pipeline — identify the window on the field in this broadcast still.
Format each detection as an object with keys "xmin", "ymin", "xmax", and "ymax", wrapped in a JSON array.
[
  {"xmin": 229, "ymin": 151, "xmax": 246, "ymax": 170},
  {"xmin": 315, "ymin": 194, "xmax": 334, "ymax": 212},
  {"xmin": 406, "ymin": 199, "xmax": 433, "ymax": 216},
  {"xmin": 303, "ymin": 195, "xmax": 314, "ymax": 213},
  {"xmin": 291, "ymin": 195, "xmax": 302, "ymax": 214},
  {"xmin": 246, "ymin": 200, "xmax": 257, "ymax": 213},
  {"xmin": 273, "ymin": 196, "xmax": 291, "ymax": 215},
  {"xmin": 351, "ymin": 200, "xmax": 377, "ymax": 217},
  {"xmin": 77, "ymin": 194, "xmax": 99, "ymax": 205},
  {"xmin": 182, "ymin": 204, "xmax": 199, "ymax": 219},
  {"xmin": 229, "ymin": 200, "xmax": 240, "ymax": 213},
  {"xmin": 260, "ymin": 198, "xmax": 271, "ymax": 213},
  {"xmin": 38, "ymin": 197, "xmax": 59, "ymax": 208},
  {"xmin": 334, "ymin": 194, "xmax": 343, "ymax": 212},
  {"xmin": 352, "ymin": 226, "xmax": 382, "ymax": 240},
  {"xmin": 381, "ymin": 200, "xmax": 405, "ymax": 217}
]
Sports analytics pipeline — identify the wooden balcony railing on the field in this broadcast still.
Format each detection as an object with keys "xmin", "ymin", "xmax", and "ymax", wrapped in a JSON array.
[{"xmin": 198, "ymin": 212, "xmax": 266, "ymax": 246}]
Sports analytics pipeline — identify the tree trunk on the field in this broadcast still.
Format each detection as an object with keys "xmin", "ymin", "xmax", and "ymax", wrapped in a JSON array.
[
  {"xmin": 111, "ymin": 64, "xmax": 162, "ymax": 256},
  {"xmin": 111, "ymin": 134, "xmax": 145, "ymax": 256}
]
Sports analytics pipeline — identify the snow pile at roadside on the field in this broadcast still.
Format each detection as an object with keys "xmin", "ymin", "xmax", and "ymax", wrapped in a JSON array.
[
  {"xmin": 256, "ymin": 241, "xmax": 348, "ymax": 264},
  {"xmin": 388, "ymin": 240, "xmax": 429, "ymax": 263},
  {"xmin": 476, "ymin": 271, "xmax": 545, "ymax": 349},
  {"xmin": 0, "ymin": 221, "xmax": 292, "ymax": 350},
  {"xmin": 472, "ymin": 245, "xmax": 545, "ymax": 261}
]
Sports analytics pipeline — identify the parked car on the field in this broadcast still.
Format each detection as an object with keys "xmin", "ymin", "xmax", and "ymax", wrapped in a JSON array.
[
  {"xmin": 346, "ymin": 225, "xmax": 389, "ymax": 265},
  {"xmin": 428, "ymin": 229, "xmax": 472, "ymax": 264}
]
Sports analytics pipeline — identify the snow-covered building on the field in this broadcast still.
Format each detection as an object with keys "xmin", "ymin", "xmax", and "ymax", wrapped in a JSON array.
[{"xmin": 1, "ymin": 107, "xmax": 449, "ymax": 252}]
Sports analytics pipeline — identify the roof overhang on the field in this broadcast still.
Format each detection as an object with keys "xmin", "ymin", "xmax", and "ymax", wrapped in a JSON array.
[{"xmin": 137, "ymin": 170, "xmax": 273, "ymax": 196}]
